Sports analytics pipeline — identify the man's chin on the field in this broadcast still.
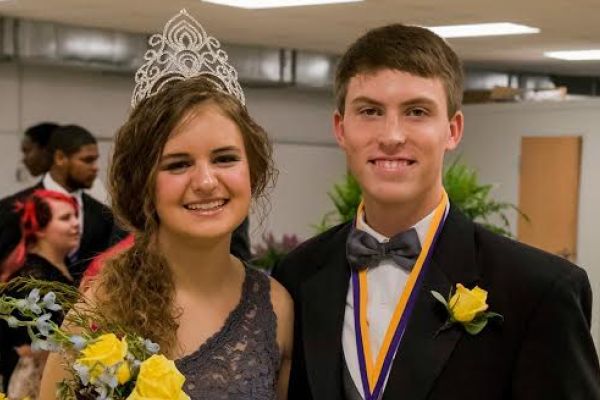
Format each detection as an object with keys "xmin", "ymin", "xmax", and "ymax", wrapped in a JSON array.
[
  {"xmin": 362, "ymin": 184, "xmax": 415, "ymax": 205},
  {"xmin": 80, "ymin": 177, "xmax": 97, "ymax": 189}
]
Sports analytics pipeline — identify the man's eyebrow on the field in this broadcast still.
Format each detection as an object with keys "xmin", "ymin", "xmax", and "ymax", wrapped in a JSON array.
[
  {"xmin": 349, "ymin": 96, "xmax": 384, "ymax": 107},
  {"xmin": 400, "ymin": 96, "xmax": 438, "ymax": 107},
  {"xmin": 349, "ymin": 95, "xmax": 439, "ymax": 110}
]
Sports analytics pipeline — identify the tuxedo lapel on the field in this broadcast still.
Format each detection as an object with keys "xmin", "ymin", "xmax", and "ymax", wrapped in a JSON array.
[
  {"xmin": 79, "ymin": 193, "xmax": 109, "ymax": 254},
  {"xmin": 383, "ymin": 206, "xmax": 481, "ymax": 400},
  {"xmin": 301, "ymin": 223, "xmax": 352, "ymax": 400},
  {"xmin": 79, "ymin": 194, "xmax": 95, "ymax": 252}
]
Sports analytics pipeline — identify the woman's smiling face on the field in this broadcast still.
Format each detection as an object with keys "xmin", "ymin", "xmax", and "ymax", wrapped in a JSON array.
[{"xmin": 154, "ymin": 102, "xmax": 252, "ymax": 243}]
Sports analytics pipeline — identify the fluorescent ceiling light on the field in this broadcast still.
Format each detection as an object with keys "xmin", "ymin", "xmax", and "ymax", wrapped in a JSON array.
[
  {"xmin": 203, "ymin": 0, "xmax": 363, "ymax": 9},
  {"xmin": 426, "ymin": 23, "xmax": 540, "ymax": 39},
  {"xmin": 545, "ymin": 50, "xmax": 600, "ymax": 61}
]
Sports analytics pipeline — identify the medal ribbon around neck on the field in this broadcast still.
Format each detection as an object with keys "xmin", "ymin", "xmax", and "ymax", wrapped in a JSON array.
[{"xmin": 352, "ymin": 190, "xmax": 449, "ymax": 400}]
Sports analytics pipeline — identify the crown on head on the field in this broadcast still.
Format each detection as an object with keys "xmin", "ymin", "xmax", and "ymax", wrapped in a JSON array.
[{"xmin": 131, "ymin": 9, "xmax": 245, "ymax": 108}]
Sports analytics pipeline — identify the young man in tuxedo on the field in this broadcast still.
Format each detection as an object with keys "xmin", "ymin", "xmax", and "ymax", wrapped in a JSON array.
[{"xmin": 272, "ymin": 24, "xmax": 600, "ymax": 399}]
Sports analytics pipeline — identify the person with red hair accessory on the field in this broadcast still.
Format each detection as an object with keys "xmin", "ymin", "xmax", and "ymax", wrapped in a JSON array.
[{"xmin": 1, "ymin": 189, "xmax": 80, "ymax": 398}]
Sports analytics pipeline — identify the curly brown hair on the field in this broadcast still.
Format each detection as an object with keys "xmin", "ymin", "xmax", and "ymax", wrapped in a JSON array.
[{"xmin": 96, "ymin": 77, "xmax": 275, "ymax": 355}]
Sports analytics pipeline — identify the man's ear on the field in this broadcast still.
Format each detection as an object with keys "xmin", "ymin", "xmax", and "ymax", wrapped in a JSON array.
[
  {"xmin": 333, "ymin": 111, "xmax": 346, "ymax": 149},
  {"xmin": 446, "ymin": 110, "xmax": 464, "ymax": 151},
  {"xmin": 53, "ymin": 150, "xmax": 67, "ymax": 167}
]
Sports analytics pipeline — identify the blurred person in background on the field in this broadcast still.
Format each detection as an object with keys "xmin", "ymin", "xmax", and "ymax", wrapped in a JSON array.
[
  {"xmin": 0, "ymin": 123, "xmax": 59, "ymax": 282},
  {"xmin": 0, "ymin": 124, "xmax": 124, "ymax": 285},
  {"xmin": 1, "ymin": 189, "xmax": 80, "ymax": 399},
  {"xmin": 20, "ymin": 122, "xmax": 60, "ymax": 178}
]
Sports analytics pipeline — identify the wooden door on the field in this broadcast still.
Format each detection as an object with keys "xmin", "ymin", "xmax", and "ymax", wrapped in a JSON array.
[{"xmin": 517, "ymin": 136, "xmax": 582, "ymax": 262}]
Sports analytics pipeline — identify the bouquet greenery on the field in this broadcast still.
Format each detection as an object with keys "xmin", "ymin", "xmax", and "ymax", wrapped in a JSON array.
[{"xmin": 0, "ymin": 278, "xmax": 189, "ymax": 400}]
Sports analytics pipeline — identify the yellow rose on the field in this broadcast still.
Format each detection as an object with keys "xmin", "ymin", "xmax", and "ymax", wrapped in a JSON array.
[
  {"xmin": 448, "ymin": 284, "xmax": 489, "ymax": 323},
  {"xmin": 127, "ymin": 355, "xmax": 189, "ymax": 400},
  {"xmin": 0, "ymin": 392, "xmax": 6, "ymax": 400},
  {"xmin": 77, "ymin": 333, "xmax": 131, "ymax": 384}
]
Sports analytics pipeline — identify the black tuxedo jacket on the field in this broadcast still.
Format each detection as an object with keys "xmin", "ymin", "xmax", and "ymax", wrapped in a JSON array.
[
  {"xmin": 0, "ymin": 182, "xmax": 124, "ymax": 284},
  {"xmin": 272, "ymin": 206, "xmax": 600, "ymax": 400}
]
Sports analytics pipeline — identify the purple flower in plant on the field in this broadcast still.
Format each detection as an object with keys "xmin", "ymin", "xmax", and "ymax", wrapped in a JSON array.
[{"xmin": 251, "ymin": 232, "xmax": 302, "ymax": 271}]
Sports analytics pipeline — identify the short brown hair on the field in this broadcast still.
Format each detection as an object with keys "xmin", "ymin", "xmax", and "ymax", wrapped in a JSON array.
[{"xmin": 334, "ymin": 24, "xmax": 464, "ymax": 118}]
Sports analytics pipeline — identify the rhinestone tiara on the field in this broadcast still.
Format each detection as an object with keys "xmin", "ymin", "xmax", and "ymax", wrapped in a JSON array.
[{"xmin": 131, "ymin": 9, "xmax": 245, "ymax": 108}]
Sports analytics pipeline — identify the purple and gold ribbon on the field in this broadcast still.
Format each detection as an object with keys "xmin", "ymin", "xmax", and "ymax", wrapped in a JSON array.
[{"xmin": 352, "ymin": 191, "xmax": 449, "ymax": 400}]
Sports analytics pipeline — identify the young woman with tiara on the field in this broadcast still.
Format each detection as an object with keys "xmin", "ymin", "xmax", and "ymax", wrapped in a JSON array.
[
  {"xmin": 39, "ymin": 10, "xmax": 293, "ymax": 400},
  {"xmin": 3, "ymin": 189, "xmax": 80, "ymax": 399}
]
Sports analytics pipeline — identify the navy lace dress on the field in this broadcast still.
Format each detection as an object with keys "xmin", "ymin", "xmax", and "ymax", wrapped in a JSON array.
[{"xmin": 175, "ymin": 267, "xmax": 280, "ymax": 400}]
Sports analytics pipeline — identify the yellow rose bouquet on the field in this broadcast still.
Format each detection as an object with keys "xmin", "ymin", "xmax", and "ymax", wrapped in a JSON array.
[
  {"xmin": 0, "ymin": 278, "xmax": 189, "ymax": 400},
  {"xmin": 431, "ymin": 283, "xmax": 503, "ymax": 335}
]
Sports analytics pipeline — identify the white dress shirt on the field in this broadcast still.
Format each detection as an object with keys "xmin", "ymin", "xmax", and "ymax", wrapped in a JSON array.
[{"xmin": 342, "ymin": 206, "xmax": 443, "ymax": 399}]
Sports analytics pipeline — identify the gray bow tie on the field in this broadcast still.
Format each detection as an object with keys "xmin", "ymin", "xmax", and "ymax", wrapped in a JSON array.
[{"xmin": 346, "ymin": 226, "xmax": 422, "ymax": 272}]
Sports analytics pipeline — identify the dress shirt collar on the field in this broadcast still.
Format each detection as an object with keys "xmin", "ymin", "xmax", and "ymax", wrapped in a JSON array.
[
  {"xmin": 356, "ymin": 202, "xmax": 450, "ymax": 245},
  {"xmin": 42, "ymin": 173, "xmax": 83, "ymax": 206}
]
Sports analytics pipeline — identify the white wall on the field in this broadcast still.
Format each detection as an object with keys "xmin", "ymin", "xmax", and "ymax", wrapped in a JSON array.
[
  {"xmin": 0, "ymin": 61, "xmax": 346, "ymax": 245},
  {"xmin": 459, "ymin": 99, "xmax": 600, "ymax": 349},
  {"xmin": 250, "ymin": 142, "xmax": 345, "ymax": 242},
  {"xmin": 0, "ymin": 63, "xmax": 23, "ymax": 193}
]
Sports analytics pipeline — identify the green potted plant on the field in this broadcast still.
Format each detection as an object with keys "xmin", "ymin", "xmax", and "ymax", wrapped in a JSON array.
[
  {"xmin": 313, "ymin": 173, "xmax": 362, "ymax": 233},
  {"xmin": 442, "ymin": 159, "xmax": 525, "ymax": 237}
]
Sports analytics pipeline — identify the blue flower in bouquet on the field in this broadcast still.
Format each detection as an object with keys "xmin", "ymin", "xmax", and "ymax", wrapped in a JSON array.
[
  {"xmin": 35, "ymin": 312, "xmax": 53, "ymax": 336},
  {"xmin": 73, "ymin": 362, "xmax": 91, "ymax": 385},
  {"xmin": 41, "ymin": 291, "xmax": 62, "ymax": 312},
  {"xmin": 69, "ymin": 335, "xmax": 88, "ymax": 350},
  {"xmin": 16, "ymin": 288, "xmax": 42, "ymax": 314},
  {"xmin": 32, "ymin": 336, "xmax": 60, "ymax": 352},
  {"xmin": 6, "ymin": 315, "xmax": 18, "ymax": 328},
  {"xmin": 144, "ymin": 339, "xmax": 160, "ymax": 354}
]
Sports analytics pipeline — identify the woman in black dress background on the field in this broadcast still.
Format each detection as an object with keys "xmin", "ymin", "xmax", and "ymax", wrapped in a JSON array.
[{"xmin": 2, "ymin": 189, "xmax": 80, "ymax": 399}]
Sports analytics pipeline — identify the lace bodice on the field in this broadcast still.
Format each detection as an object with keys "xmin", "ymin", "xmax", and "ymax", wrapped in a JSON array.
[{"xmin": 175, "ymin": 267, "xmax": 280, "ymax": 399}]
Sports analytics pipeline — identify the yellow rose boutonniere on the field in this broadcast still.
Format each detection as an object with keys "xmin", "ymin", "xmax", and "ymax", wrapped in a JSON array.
[
  {"xmin": 127, "ymin": 354, "xmax": 190, "ymax": 400},
  {"xmin": 77, "ymin": 333, "xmax": 131, "ymax": 384},
  {"xmin": 431, "ymin": 283, "xmax": 503, "ymax": 335},
  {"xmin": 0, "ymin": 392, "xmax": 6, "ymax": 400}
]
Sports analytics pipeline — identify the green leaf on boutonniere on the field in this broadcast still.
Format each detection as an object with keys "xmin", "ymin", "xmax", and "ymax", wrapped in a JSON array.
[
  {"xmin": 464, "ymin": 318, "xmax": 488, "ymax": 335},
  {"xmin": 484, "ymin": 311, "xmax": 504, "ymax": 322},
  {"xmin": 430, "ymin": 290, "xmax": 449, "ymax": 309}
]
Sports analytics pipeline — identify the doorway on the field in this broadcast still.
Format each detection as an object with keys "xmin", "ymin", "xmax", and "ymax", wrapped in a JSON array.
[{"xmin": 517, "ymin": 136, "xmax": 582, "ymax": 263}]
